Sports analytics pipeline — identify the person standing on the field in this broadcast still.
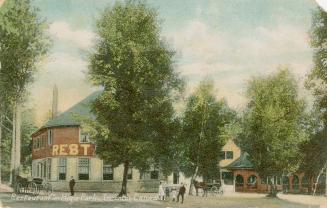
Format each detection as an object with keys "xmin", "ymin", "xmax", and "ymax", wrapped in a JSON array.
[
  {"xmin": 158, "ymin": 181, "xmax": 165, "ymax": 200},
  {"xmin": 171, "ymin": 187, "xmax": 177, "ymax": 202},
  {"xmin": 177, "ymin": 183, "xmax": 186, "ymax": 203},
  {"xmin": 69, "ymin": 176, "xmax": 75, "ymax": 196}
]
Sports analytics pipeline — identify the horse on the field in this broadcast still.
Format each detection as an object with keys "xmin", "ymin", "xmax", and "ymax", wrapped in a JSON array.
[
  {"xmin": 15, "ymin": 175, "xmax": 29, "ymax": 193},
  {"xmin": 193, "ymin": 180, "xmax": 208, "ymax": 197}
]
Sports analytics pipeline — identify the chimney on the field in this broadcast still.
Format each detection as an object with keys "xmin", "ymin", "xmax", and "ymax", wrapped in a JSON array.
[{"xmin": 52, "ymin": 85, "xmax": 58, "ymax": 119}]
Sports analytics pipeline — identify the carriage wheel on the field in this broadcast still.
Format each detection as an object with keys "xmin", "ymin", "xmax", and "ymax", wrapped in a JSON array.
[
  {"xmin": 44, "ymin": 183, "xmax": 53, "ymax": 195},
  {"xmin": 27, "ymin": 182, "xmax": 38, "ymax": 195},
  {"xmin": 14, "ymin": 183, "xmax": 22, "ymax": 194},
  {"xmin": 210, "ymin": 186, "xmax": 218, "ymax": 196},
  {"xmin": 218, "ymin": 187, "xmax": 223, "ymax": 196}
]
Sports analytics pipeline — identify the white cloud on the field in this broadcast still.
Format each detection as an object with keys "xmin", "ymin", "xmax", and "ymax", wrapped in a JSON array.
[
  {"xmin": 316, "ymin": 0, "xmax": 327, "ymax": 12},
  {"xmin": 48, "ymin": 21, "xmax": 96, "ymax": 49},
  {"xmin": 167, "ymin": 19, "xmax": 313, "ymax": 110}
]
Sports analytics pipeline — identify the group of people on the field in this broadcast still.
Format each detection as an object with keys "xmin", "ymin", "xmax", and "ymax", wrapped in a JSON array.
[
  {"xmin": 69, "ymin": 176, "xmax": 187, "ymax": 203},
  {"xmin": 158, "ymin": 182, "xmax": 186, "ymax": 203}
]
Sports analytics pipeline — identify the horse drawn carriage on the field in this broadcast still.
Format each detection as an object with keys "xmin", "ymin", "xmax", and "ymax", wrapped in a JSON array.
[
  {"xmin": 14, "ymin": 176, "xmax": 53, "ymax": 195},
  {"xmin": 193, "ymin": 180, "xmax": 223, "ymax": 196}
]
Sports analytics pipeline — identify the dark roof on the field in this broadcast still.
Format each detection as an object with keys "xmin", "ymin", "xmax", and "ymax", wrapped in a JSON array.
[
  {"xmin": 224, "ymin": 152, "xmax": 254, "ymax": 169},
  {"xmin": 42, "ymin": 91, "xmax": 101, "ymax": 129}
]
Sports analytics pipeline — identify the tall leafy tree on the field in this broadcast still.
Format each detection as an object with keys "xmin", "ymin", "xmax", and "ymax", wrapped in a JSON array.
[
  {"xmin": 88, "ymin": 1, "xmax": 182, "ymax": 196},
  {"xmin": 307, "ymin": 7, "xmax": 327, "ymax": 195},
  {"xmin": 300, "ymin": 128, "xmax": 327, "ymax": 194},
  {"xmin": 0, "ymin": 108, "xmax": 37, "ymax": 181},
  {"xmin": 179, "ymin": 80, "xmax": 236, "ymax": 194},
  {"xmin": 308, "ymin": 7, "xmax": 327, "ymax": 125},
  {"xmin": 0, "ymin": 0, "xmax": 50, "ymax": 182},
  {"xmin": 238, "ymin": 69, "xmax": 308, "ymax": 196}
]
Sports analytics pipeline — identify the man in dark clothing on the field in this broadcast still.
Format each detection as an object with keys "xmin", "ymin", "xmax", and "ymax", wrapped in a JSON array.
[
  {"xmin": 177, "ymin": 183, "xmax": 186, "ymax": 203},
  {"xmin": 69, "ymin": 176, "xmax": 75, "ymax": 196}
]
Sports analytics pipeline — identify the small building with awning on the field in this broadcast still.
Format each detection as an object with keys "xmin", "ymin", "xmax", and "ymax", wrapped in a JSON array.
[{"xmin": 223, "ymin": 152, "xmax": 312, "ymax": 193}]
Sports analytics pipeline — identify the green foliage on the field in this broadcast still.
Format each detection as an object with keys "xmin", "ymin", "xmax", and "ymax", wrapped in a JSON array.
[
  {"xmin": 305, "ymin": 7, "xmax": 327, "ymax": 181},
  {"xmin": 0, "ymin": 0, "xmax": 49, "ymax": 181},
  {"xmin": 179, "ymin": 80, "xmax": 236, "ymax": 179},
  {"xmin": 88, "ymin": 0, "xmax": 183, "ymax": 190},
  {"xmin": 0, "ymin": 108, "xmax": 37, "ymax": 181},
  {"xmin": 0, "ymin": 0, "xmax": 51, "ymax": 108},
  {"xmin": 21, "ymin": 109, "xmax": 38, "ymax": 168},
  {"xmin": 300, "ymin": 128, "xmax": 327, "ymax": 177},
  {"xmin": 238, "ymin": 69, "xmax": 308, "ymax": 177},
  {"xmin": 308, "ymin": 7, "xmax": 327, "ymax": 124}
]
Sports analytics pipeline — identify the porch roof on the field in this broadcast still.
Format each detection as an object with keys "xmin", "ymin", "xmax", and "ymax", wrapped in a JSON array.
[{"xmin": 224, "ymin": 152, "xmax": 254, "ymax": 169}]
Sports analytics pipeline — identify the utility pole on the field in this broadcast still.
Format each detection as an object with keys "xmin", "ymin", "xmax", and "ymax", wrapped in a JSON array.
[
  {"xmin": 9, "ymin": 103, "xmax": 21, "ymax": 184},
  {"xmin": 52, "ymin": 85, "xmax": 58, "ymax": 119},
  {"xmin": 10, "ymin": 104, "xmax": 16, "ymax": 184}
]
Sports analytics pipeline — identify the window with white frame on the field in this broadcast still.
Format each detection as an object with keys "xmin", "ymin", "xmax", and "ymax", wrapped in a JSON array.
[
  {"xmin": 33, "ymin": 139, "xmax": 37, "ymax": 149},
  {"xmin": 47, "ymin": 158, "xmax": 52, "ymax": 180},
  {"xmin": 78, "ymin": 158, "xmax": 90, "ymax": 180},
  {"xmin": 58, "ymin": 158, "xmax": 67, "ymax": 180},
  {"xmin": 80, "ymin": 129, "xmax": 90, "ymax": 143},
  {"xmin": 219, "ymin": 151, "xmax": 234, "ymax": 160},
  {"xmin": 226, "ymin": 151, "xmax": 233, "ymax": 159},
  {"xmin": 127, "ymin": 166, "xmax": 133, "ymax": 180},
  {"xmin": 173, "ymin": 172, "xmax": 179, "ymax": 184},
  {"xmin": 103, "ymin": 163, "xmax": 113, "ymax": 180},
  {"xmin": 140, "ymin": 166, "xmax": 159, "ymax": 180},
  {"xmin": 37, "ymin": 163, "xmax": 41, "ymax": 178},
  {"xmin": 48, "ymin": 129, "xmax": 53, "ymax": 145}
]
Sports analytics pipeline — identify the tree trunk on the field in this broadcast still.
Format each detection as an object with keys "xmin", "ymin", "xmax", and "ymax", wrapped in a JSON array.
[
  {"xmin": 188, "ymin": 166, "xmax": 198, "ymax": 195},
  {"xmin": 0, "ymin": 115, "xmax": 2, "ymax": 184},
  {"xmin": 118, "ymin": 161, "xmax": 129, "ymax": 197},
  {"xmin": 267, "ymin": 176, "xmax": 277, "ymax": 197},
  {"xmin": 10, "ymin": 104, "xmax": 16, "ymax": 185},
  {"xmin": 15, "ymin": 104, "xmax": 21, "ymax": 171},
  {"xmin": 313, "ymin": 161, "xmax": 327, "ymax": 196},
  {"xmin": 308, "ymin": 175, "xmax": 313, "ymax": 194}
]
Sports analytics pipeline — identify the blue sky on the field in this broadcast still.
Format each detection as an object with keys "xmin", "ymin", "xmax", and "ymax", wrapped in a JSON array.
[{"xmin": 27, "ymin": 0, "xmax": 318, "ymax": 124}]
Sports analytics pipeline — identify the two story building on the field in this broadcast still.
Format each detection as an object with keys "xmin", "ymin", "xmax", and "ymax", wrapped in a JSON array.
[{"xmin": 31, "ymin": 91, "xmax": 316, "ymax": 193}]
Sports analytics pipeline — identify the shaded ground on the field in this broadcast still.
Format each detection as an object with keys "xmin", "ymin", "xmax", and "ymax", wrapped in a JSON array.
[
  {"xmin": 0, "ymin": 192, "xmax": 318, "ymax": 208},
  {"xmin": 278, "ymin": 193, "xmax": 327, "ymax": 207}
]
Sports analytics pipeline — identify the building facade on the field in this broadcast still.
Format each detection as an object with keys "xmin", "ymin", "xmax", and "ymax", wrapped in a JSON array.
[
  {"xmin": 31, "ymin": 91, "xmax": 323, "ymax": 193},
  {"xmin": 31, "ymin": 92, "xmax": 169, "ymax": 192}
]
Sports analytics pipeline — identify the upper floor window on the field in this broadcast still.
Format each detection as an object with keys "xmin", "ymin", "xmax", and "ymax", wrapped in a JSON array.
[
  {"xmin": 219, "ymin": 151, "xmax": 225, "ymax": 159},
  {"xmin": 226, "ymin": 151, "xmax": 233, "ymax": 159},
  {"xmin": 48, "ymin": 129, "xmax": 53, "ymax": 145},
  {"xmin": 220, "ymin": 151, "xmax": 234, "ymax": 160},
  {"xmin": 33, "ymin": 139, "xmax": 37, "ymax": 149},
  {"xmin": 80, "ymin": 129, "xmax": 90, "ymax": 143},
  {"xmin": 33, "ymin": 137, "xmax": 42, "ymax": 149},
  {"xmin": 40, "ymin": 136, "xmax": 46, "ymax": 148}
]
